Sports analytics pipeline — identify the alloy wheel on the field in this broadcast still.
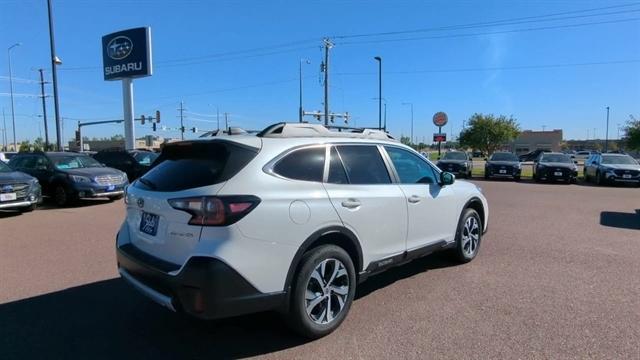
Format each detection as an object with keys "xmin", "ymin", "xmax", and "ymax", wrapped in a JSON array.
[
  {"xmin": 462, "ymin": 216, "xmax": 480, "ymax": 257},
  {"xmin": 305, "ymin": 258, "xmax": 350, "ymax": 325}
]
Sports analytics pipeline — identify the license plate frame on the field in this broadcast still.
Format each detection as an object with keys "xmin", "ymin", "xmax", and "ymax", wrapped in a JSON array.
[
  {"xmin": 0, "ymin": 192, "xmax": 17, "ymax": 202},
  {"xmin": 140, "ymin": 212, "xmax": 159, "ymax": 236},
  {"xmin": 499, "ymin": 169, "xmax": 507, "ymax": 174},
  {"xmin": 622, "ymin": 174, "xmax": 632, "ymax": 179},
  {"xmin": 553, "ymin": 171, "xmax": 563, "ymax": 176}
]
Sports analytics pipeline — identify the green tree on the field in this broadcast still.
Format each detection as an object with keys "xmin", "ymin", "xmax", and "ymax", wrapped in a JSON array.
[
  {"xmin": 32, "ymin": 137, "xmax": 45, "ymax": 151},
  {"xmin": 400, "ymin": 135, "xmax": 411, "ymax": 146},
  {"xmin": 18, "ymin": 140, "xmax": 31, "ymax": 152},
  {"xmin": 623, "ymin": 116, "xmax": 640, "ymax": 151},
  {"xmin": 459, "ymin": 113, "xmax": 520, "ymax": 156}
]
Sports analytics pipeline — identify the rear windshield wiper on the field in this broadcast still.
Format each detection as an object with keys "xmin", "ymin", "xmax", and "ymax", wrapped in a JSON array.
[{"xmin": 138, "ymin": 178, "xmax": 157, "ymax": 190}]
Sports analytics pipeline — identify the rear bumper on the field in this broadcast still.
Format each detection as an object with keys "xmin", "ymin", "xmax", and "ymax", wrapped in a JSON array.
[
  {"xmin": 0, "ymin": 198, "xmax": 38, "ymax": 209},
  {"xmin": 116, "ymin": 241, "xmax": 286, "ymax": 319},
  {"xmin": 604, "ymin": 173, "xmax": 640, "ymax": 183}
]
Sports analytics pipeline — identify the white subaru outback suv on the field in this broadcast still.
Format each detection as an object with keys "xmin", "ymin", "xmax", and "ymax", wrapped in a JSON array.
[{"xmin": 116, "ymin": 122, "xmax": 488, "ymax": 338}]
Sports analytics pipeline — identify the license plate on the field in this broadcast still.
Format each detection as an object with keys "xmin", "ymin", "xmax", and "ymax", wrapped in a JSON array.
[
  {"xmin": 0, "ymin": 193, "xmax": 17, "ymax": 202},
  {"xmin": 499, "ymin": 169, "xmax": 506, "ymax": 174},
  {"xmin": 623, "ymin": 174, "xmax": 632, "ymax": 179},
  {"xmin": 140, "ymin": 212, "xmax": 159, "ymax": 236},
  {"xmin": 107, "ymin": 185, "xmax": 115, "ymax": 191},
  {"xmin": 554, "ymin": 172, "xmax": 563, "ymax": 176}
]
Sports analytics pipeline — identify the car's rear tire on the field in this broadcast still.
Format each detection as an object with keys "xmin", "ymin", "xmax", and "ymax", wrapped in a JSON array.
[
  {"xmin": 596, "ymin": 171, "xmax": 605, "ymax": 186},
  {"xmin": 288, "ymin": 245, "xmax": 356, "ymax": 339},
  {"xmin": 514, "ymin": 176, "xmax": 521, "ymax": 182},
  {"xmin": 452, "ymin": 208, "xmax": 482, "ymax": 263}
]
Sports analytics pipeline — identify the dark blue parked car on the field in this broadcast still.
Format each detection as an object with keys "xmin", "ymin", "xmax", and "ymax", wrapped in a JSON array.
[
  {"xmin": 0, "ymin": 160, "xmax": 41, "ymax": 212},
  {"xmin": 9, "ymin": 152, "xmax": 128, "ymax": 206}
]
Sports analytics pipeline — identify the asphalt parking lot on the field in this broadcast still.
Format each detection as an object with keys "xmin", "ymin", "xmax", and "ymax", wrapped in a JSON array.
[{"xmin": 1, "ymin": 180, "xmax": 639, "ymax": 359}]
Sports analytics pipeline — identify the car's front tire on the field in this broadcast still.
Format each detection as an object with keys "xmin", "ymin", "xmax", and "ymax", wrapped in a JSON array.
[
  {"xmin": 54, "ymin": 184, "xmax": 76, "ymax": 207},
  {"xmin": 288, "ymin": 245, "xmax": 356, "ymax": 339},
  {"xmin": 452, "ymin": 208, "xmax": 482, "ymax": 263},
  {"xmin": 21, "ymin": 204, "xmax": 36, "ymax": 212}
]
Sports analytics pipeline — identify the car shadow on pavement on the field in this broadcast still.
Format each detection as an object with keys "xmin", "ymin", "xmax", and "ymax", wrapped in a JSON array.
[
  {"xmin": 356, "ymin": 252, "xmax": 459, "ymax": 299},
  {"xmin": 0, "ymin": 279, "xmax": 308, "ymax": 360},
  {"xmin": 600, "ymin": 210, "xmax": 640, "ymax": 230},
  {"xmin": 0, "ymin": 253, "xmax": 460, "ymax": 359},
  {"xmin": 37, "ymin": 198, "xmax": 116, "ymax": 210},
  {"xmin": 0, "ymin": 210, "xmax": 24, "ymax": 218}
]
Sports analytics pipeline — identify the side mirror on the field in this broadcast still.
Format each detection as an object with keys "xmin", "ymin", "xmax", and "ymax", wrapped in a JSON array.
[
  {"xmin": 484, "ymin": 157, "xmax": 488, "ymax": 161},
  {"xmin": 440, "ymin": 171, "xmax": 455, "ymax": 186},
  {"xmin": 574, "ymin": 160, "xmax": 578, "ymax": 164}
]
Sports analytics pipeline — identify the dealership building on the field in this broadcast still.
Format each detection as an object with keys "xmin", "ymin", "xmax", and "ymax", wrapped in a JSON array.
[{"xmin": 510, "ymin": 129, "xmax": 563, "ymax": 155}]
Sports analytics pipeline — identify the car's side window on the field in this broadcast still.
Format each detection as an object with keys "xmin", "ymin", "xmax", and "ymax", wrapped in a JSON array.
[
  {"xmin": 327, "ymin": 146, "xmax": 348, "ymax": 184},
  {"xmin": 20, "ymin": 156, "xmax": 37, "ymax": 170},
  {"xmin": 34, "ymin": 156, "xmax": 49, "ymax": 170},
  {"xmin": 273, "ymin": 146, "xmax": 326, "ymax": 182},
  {"xmin": 385, "ymin": 146, "xmax": 438, "ymax": 184},
  {"xmin": 334, "ymin": 145, "xmax": 391, "ymax": 185}
]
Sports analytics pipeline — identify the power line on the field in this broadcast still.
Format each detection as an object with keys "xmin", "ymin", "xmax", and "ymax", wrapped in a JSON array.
[
  {"xmin": 336, "ymin": 17, "xmax": 640, "ymax": 46},
  {"xmin": 335, "ymin": 59, "xmax": 640, "ymax": 76},
  {"xmin": 332, "ymin": 3, "xmax": 640, "ymax": 39}
]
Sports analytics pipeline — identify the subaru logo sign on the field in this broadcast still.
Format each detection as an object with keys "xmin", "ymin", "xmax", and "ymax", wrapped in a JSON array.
[
  {"xmin": 1, "ymin": 185, "xmax": 13, "ymax": 193},
  {"xmin": 102, "ymin": 27, "xmax": 152, "ymax": 81},
  {"xmin": 107, "ymin": 36, "xmax": 133, "ymax": 60}
]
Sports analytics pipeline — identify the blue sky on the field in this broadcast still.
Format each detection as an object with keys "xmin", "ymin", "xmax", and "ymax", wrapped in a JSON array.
[{"xmin": 1, "ymin": 0, "xmax": 639, "ymax": 145}]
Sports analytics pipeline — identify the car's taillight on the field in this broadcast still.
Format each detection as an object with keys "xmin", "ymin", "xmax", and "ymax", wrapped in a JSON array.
[{"xmin": 168, "ymin": 195, "xmax": 260, "ymax": 226}]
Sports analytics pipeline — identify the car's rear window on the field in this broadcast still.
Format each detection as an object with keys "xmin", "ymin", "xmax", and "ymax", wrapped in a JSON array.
[{"xmin": 134, "ymin": 141, "xmax": 259, "ymax": 192}]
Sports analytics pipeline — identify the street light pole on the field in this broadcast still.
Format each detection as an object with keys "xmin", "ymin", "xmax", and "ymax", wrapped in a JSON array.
[
  {"xmin": 402, "ymin": 102, "xmax": 414, "ymax": 145},
  {"xmin": 605, "ymin": 106, "xmax": 610, "ymax": 152},
  {"xmin": 374, "ymin": 56, "xmax": 382, "ymax": 130},
  {"xmin": 38, "ymin": 69, "xmax": 50, "ymax": 150},
  {"xmin": 7, "ymin": 43, "xmax": 20, "ymax": 151},
  {"xmin": 299, "ymin": 59, "xmax": 310, "ymax": 123},
  {"xmin": 47, "ymin": 0, "xmax": 63, "ymax": 151}
]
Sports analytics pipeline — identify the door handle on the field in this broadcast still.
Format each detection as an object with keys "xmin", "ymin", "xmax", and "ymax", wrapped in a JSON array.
[
  {"xmin": 408, "ymin": 195, "xmax": 421, "ymax": 204},
  {"xmin": 341, "ymin": 199, "xmax": 361, "ymax": 209}
]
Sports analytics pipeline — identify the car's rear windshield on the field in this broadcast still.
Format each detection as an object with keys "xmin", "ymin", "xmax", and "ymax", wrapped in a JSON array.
[
  {"xmin": 601, "ymin": 155, "xmax": 638, "ymax": 165},
  {"xmin": 490, "ymin": 153, "xmax": 518, "ymax": 161},
  {"xmin": 134, "ymin": 140, "xmax": 259, "ymax": 192},
  {"xmin": 0, "ymin": 161, "xmax": 12, "ymax": 172},
  {"xmin": 442, "ymin": 152, "xmax": 466, "ymax": 160},
  {"xmin": 540, "ymin": 154, "xmax": 572, "ymax": 163}
]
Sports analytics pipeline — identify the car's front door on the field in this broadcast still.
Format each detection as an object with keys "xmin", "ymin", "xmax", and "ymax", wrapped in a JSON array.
[
  {"xmin": 323, "ymin": 145, "xmax": 407, "ymax": 268},
  {"xmin": 383, "ymin": 146, "xmax": 458, "ymax": 250}
]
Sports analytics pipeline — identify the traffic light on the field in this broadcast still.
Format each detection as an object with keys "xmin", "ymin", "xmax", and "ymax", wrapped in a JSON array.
[
  {"xmin": 141, "ymin": 115, "xmax": 146, "ymax": 125},
  {"xmin": 155, "ymin": 110, "xmax": 160, "ymax": 123},
  {"xmin": 75, "ymin": 130, "xmax": 81, "ymax": 146},
  {"xmin": 191, "ymin": 127, "xmax": 198, "ymax": 133},
  {"xmin": 152, "ymin": 122, "xmax": 157, "ymax": 131}
]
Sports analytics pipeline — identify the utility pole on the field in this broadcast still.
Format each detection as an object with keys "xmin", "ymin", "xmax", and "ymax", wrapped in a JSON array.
[
  {"xmin": 47, "ymin": 0, "xmax": 63, "ymax": 151},
  {"xmin": 542, "ymin": 125, "xmax": 547, "ymax": 132},
  {"xmin": 178, "ymin": 101, "xmax": 186, "ymax": 140},
  {"xmin": 224, "ymin": 112, "xmax": 229, "ymax": 132},
  {"xmin": 384, "ymin": 102, "xmax": 387, "ymax": 131},
  {"xmin": 217, "ymin": 107, "xmax": 220, "ymax": 130},
  {"xmin": 402, "ymin": 102, "xmax": 414, "ymax": 145},
  {"xmin": 322, "ymin": 38, "xmax": 333, "ymax": 126},
  {"xmin": 605, "ymin": 106, "xmax": 610, "ymax": 152},
  {"xmin": 38, "ymin": 69, "xmax": 50, "ymax": 150}
]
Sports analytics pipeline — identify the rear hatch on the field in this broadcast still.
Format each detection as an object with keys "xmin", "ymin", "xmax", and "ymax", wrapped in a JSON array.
[{"xmin": 125, "ymin": 138, "xmax": 261, "ymax": 265}]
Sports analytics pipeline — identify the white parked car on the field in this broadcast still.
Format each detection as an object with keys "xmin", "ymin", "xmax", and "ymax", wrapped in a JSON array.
[{"xmin": 116, "ymin": 122, "xmax": 489, "ymax": 338}]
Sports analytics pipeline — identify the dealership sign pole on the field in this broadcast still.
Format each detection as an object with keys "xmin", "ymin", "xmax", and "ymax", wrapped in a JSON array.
[
  {"xmin": 102, "ymin": 27, "xmax": 152, "ymax": 150},
  {"xmin": 433, "ymin": 111, "xmax": 448, "ymax": 156}
]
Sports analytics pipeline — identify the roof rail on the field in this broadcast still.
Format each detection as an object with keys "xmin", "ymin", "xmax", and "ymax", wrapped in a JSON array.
[
  {"xmin": 199, "ymin": 127, "xmax": 258, "ymax": 138},
  {"xmin": 256, "ymin": 122, "xmax": 397, "ymax": 141}
]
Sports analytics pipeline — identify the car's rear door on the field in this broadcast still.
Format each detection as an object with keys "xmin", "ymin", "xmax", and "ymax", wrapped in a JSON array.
[
  {"xmin": 383, "ymin": 146, "xmax": 458, "ymax": 251},
  {"xmin": 323, "ymin": 144, "xmax": 407, "ymax": 268}
]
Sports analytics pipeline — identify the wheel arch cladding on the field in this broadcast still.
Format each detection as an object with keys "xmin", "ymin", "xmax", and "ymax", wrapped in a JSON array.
[
  {"xmin": 464, "ymin": 197, "xmax": 485, "ymax": 228},
  {"xmin": 283, "ymin": 226, "xmax": 363, "ymax": 292}
]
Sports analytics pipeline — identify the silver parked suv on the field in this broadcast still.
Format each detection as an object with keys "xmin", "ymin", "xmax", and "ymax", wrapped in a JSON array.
[{"xmin": 116, "ymin": 123, "xmax": 489, "ymax": 338}]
